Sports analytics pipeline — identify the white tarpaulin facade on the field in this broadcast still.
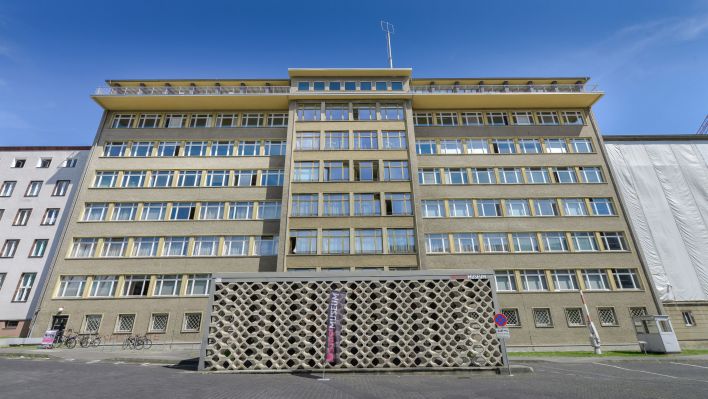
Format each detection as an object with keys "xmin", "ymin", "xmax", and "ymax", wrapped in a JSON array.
[{"xmin": 605, "ymin": 139, "xmax": 708, "ymax": 301}]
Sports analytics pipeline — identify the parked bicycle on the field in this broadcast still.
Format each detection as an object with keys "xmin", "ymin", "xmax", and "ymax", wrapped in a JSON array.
[
  {"xmin": 122, "ymin": 334, "xmax": 152, "ymax": 350},
  {"xmin": 53, "ymin": 329, "xmax": 78, "ymax": 349},
  {"xmin": 78, "ymin": 334, "xmax": 102, "ymax": 348}
]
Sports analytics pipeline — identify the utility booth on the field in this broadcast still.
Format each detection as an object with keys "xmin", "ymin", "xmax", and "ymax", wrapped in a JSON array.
[{"xmin": 633, "ymin": 315, "xmax": 681, "ymax": 353}]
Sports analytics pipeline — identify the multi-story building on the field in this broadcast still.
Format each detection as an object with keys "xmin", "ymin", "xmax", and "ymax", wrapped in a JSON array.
[
  {"xmin": 605, "ymin": 134, "xmax": 708, "ymax": 348},
  {"xmin": 0, "ymin": 147, "xmax": 89, "ymax": 337},
  {"xmin": 31, "ymin": 69, "xmax": 661, "ymax": 350}
]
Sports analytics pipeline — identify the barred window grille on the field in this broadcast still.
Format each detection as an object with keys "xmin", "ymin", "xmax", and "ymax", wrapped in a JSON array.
[
  {"xmin": 533, "ymin": 308, "xmax": 553, "ymax": 328},
  {"xmin": 565, "ymin": 308, "xmax": 585, "ymax": 327},
  {"xmin": 183, "ymin": 313, "xmax": 201, "ymax": 332},
  {"xmin": 83, "ymin": 314, "xmax": 102, "ymax": 333},
  {"xmin": 150, "ymin": 314, "xmax": 169, "ymax": 332},
  {"xmin": 501, "ymin": 308, "xmax": 520, "ymax": 327},
  {"xmin": 629, "ymin": 307, "xmax": 647, "ymax": 318},
  {"xmin": 116, "ymin": 314, "xmax": 135, "ymax": 333},
  {"xmin": 598, "ymin": 307, "xmax": 618, "ymax": 326}
]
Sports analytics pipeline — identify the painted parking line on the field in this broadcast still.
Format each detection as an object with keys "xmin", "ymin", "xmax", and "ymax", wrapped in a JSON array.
[
  {"xmin": 670, "ymin": 361, "xmax": 708, "ymax": 370},
  {"xmin": 86, "ymin": 360, "xmax": 101, "ymax": 364},
  {"xmin": 594, "ymin": 363, "xmax": 679, "ymax": 379}
]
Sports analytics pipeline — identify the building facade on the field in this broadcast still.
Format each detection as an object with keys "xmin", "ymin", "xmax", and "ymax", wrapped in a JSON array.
[
  {"xmin": 31, "ymin": 69, "xmax": 661, "ymax": 350},
  {"xmin": 605, "ymin": 135, "xmax": 708, "ymax": 348},
  {"xmin": 0, "ymin": 147, "xmax": 89, "ymax": 337}
]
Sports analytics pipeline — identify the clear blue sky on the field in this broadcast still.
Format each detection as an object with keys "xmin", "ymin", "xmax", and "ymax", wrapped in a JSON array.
[{"xmin": 1, "ymin": 0, "xmax": 707, "ymax": 145}]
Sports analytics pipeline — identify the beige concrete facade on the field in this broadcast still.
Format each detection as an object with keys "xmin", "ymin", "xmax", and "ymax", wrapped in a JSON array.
[{"xmin": 32, "ymin": 69, "xmax": 660, "ymax": 350}]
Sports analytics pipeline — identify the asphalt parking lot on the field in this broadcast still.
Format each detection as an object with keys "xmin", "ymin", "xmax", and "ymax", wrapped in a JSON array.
[{"xmin": 1, "ymin": 356, "xmax": 706, "ymax": 398}]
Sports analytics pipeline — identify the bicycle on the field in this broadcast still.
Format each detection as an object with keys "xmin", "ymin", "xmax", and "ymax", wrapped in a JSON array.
[
  {"xmin": 137, "ymin": 334, "xmax": 153, "ymax": 350},
  {"xmin": 122, "ymin": 335, "xmax": 145, "ymax": 350},
  {"xmin": 79, "ymin": 334, "xmax": 102, "ymax": 348},
  {"xmin": 53, "ymin": 330, "xmax": 78, "ymax": 349}
]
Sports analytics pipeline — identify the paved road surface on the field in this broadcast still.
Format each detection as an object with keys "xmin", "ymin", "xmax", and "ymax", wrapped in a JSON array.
[{"xmin": 1, "ymin": 357, "xmax": 707, "ymax": 398}]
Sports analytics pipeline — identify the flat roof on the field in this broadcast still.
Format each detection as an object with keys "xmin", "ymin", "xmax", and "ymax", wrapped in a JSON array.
[
  {"xmin": 0, "ymin": 146, "xmax": 91, "ymax": 151},
  {"xmin": 288, "ymin": 68, "xmax": 413, "ymax": 78},
  {"xmin": 603, "ymin": 134, "xmax": 708, "ymax": 141}
]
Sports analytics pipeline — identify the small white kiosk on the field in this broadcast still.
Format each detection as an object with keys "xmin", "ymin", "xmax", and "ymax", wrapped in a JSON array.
[{"xmin": 633, "ymin": 315, "xmax": 681, "ymax": 353}]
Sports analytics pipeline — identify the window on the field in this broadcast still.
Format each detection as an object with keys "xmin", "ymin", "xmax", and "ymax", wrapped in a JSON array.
[
  {"xmin": 612, "ymin": 269, "xmax": 640, "ymax": 289},
  {"xmin": 41, "ymin": 208, "xmax": 59, "ymax": 225},
  {"xmin": 561, "ymin": 199, "xmax": 588, "ymax": 216},
  {"xmin": 154, "ymin": 275, "xmax": 182, "ymax": 296},
  {"xmin": 296, "ymin": 132, "xmax": 320, "ymax": 151},
  {"xmin": 122, "ymin": 171, "xmax": 146, "ymax": 188},
  {"xmin": 101, "ymin": 238, "xmax": 127, "ymax": 257},
  {"xmin": 258, "ymin": 201, "xmax": 281, "ymax": 220},
  {"xmin": 293, "ymin": 162, "xmax": 319, "ymax": 182},
  {"xmin": 492, "ymin": 139, "xmax": 517, "ymax": 154},
  {"xmin": 353, "ymin": 103, "xmax": 376, "ymax": 120},
  {"xmin": 324, "ymin": 131, "xmax": 349, "ymax": 150},
  {"xmin": 234, "ymin": 170, "xmax": 257, "ymax": 186},
  {"xmin": 83, "ymin": 315, "xmax": 103, "ymax": 334},
  {"xmin": 414, "ymin": 112, "xmax": 433, "ymax": 126},
  {"xmin": 215, "ymin": 113, "xmax": 238, "ymax": 128},
  {"xmin": 261, "ymin": 169, "xmax": 284, "ymax": 186},
  {"xmin": 454, "ymin": 233, "xmax": 479, "ymax": 253},
  {"xmin": 289, "ymin": 230, "xmax": 317, "ymax": 254},
  {"xmin": 571, "ymin": 232, "xmax": 599, "ymax": 252},
  {"xmin": 354, "ymin": 229, "xmax": 383, "ymax": 254},
  {"xmin": 443, "ymin": 168, "xmax": 467, "ymax": 185},
  {"xmin": 495, "ymin": 271, "xmax": 517, "ymax": 292},
  {"xmin": 122, "ymin": 275, "xmax": 150, "ymax": 297},
  {"xmin": 89, "ymin": 276, "xmax": 118, "ymax": 297},
  {"xmin": 137, "ymin": 113, "xmax": 160, "ymax": 128},
  {"xmin": 579, "ymin": 167, "xmax": 604, "ymax": 183},
  {"xmin": 382, "ymin": 131, "xmax": 407, "ymax": 149},
  {"xmin": 629, "ymin": 307, "xmax": 648, "ymax": 318},
  {"xmin": 501, "ymin": 309, "xmax": 520, "ymax": 327},
  {"xmin": 141, "ymin": 202, "xmax": 167, "ymax": 221},
  {"xmin": 583, "ymin": 269, "xmax": 610, "ymax": 290},
  {"xmin": 380, "ymin": 104, "xmax": 404, "ymax": 120},
  {"xmin": 62, "ymin": 158, "xmax": 78, "ymax": 168},
  {"xmin": 183, "ymin": 313, "xmax": 202, "ymax": 332},
  {"xmin": 205, "ymin": 170, "xmax": 229, "ymax": 187},
  {"xmin": 210, "ymin": 141, "xmax": 234, "ymax": 156},
  {"xmin": 177, "ymin": 170, "xmax": 201, "ymax": 187},
  {"xmin": 391, "ymin": 81, "xmax": 403, "ymax": 91},
  {"xmin": 322, "ymin": 230, "xmax": 350, "ymax": 254},
  {"xmin": 512, "ymin": 233, "xmax": 538, "ymax": 252},
  {"xmin": 13, "ymin": 273, "xmax": 36, "ymax": 302},
  {"xmin": 600, "ymin": 232, "xmax": 628, "ymax": 251},
  {"xmin": 436, "ymin": 112, "xmax": 458, "ymax": 126},
  {"xmin": 541, "ymin": 232, "xmax": 568, "ymax": 252},
  {"xmin": 553, "ymin": 167, "xmax": 577, "ymax": 183},
  {"xmin": 11, "ymin": 158, "xmax": 26, "ymax": 168},
  {"xmin": 374, "ymin": 81, "xmax": 387, "ymax": 91},
  {"xmin": 325, "ymin": 103, "xmax": 348, "ymax": 121},
  {"xmin": 359, "ymin": 81, "xmax": 372, "ymax": 91},
  {"xmin": 682, "ymin": 311, "xmax": 697, "ymax": 327},
  {"xmin": 388, "ymin": 229, "xmax": 415, "ymax": 253},
  {"xmin": 149, "ymin": 314, "xmax": 169, "ymax": 333},
  {"xmin": 416, "ymin": 140, "xmax": 436, "ymax": 155},
  {"xmin": 13, "ymin": 209, "xmax": 31, "ymax": 226},
  {"xmin": 323, "ymin": 194, "xmax": 349, "ymax": 217},
  {"xmin": 186, "ymin": 274, "xmax": 210, "ymax": 295},
  {"xmin": 25, "ymin": 181, "xmax": 42, "ymax": 197},
  {"xmin": 344, "ymin": 81, "xmax": 356, "ymax": 91},
  {"xmin": 112, "ymin": 203, "xmax": 137, "ymax": 221},
  {"xmin": 354, "ymin": 161, "xmax": 378, "ymax": 182},
  {"xmin": 171, "ymin": 203, "xmax": 196, "ymax": 220},
  {"xmin": 571, "ymin": 138, "xmax": 593, "ymax": 153},
  {"xmin": 130, "ymin": 141, "xmax": 153, "ymax": 157},
  {"xmin": 499, "ymin": 168, "xmax": 522, "ymax": 184},
  {"xmin": 52, "ymin": 180, "xmax": 68, "ymax": 197},
  {"xmin": 58, "ymin": 276, "xmax": 86, "ymax": 297},
  {"xmin": 238, "ymin": 140, "xmax": 260, "ymax": 156},
  {"xmin": 253, "ymin": 236, "xmax": 278, "ymax": 256},
  {"xmin": 149, "ymin": 171, "xmax": 173, "ymax": 188},
  {"xmin": 184, "ymin": 141, "xmax": 207, "ymax": 157},
  {"xmin": 460, "ymin": 112, "xmax": 483, "ymax": 125},
  {"xmin": 297, "ymin": 104, "xmax": 320, "ymax": 121},
  {"xmin": 385, "ymin": 193, "xmax": 411, "ymax": 216},
  {"xmin": 312, "ymin": 81, "xmax": 325, "ymax": 91},
  {"xmin": 223, "ymin": 236, "xmax": 249, "ymax": 256},
  {"xmin": 264, "ymin": 140, "xmax": 286, "ymax": 156},
  {"xmin": 589, "ymin": 198, "xmax": 615, "ymax": 216},
  {"xmin": 422, "ymin": 200, "xmax": 445, "ymax": 218},
  {"xmin": 519, "ymin": 139, "xmax": 542, "ymax": 154},
  {"xmin": 512, "ymin": 111, "xmax": 534, "ymax": 125},
  {"xmin": 472, "ymin": 168, "xmax": 496, "ymax": 184},
  {"xmin": 533, "ymin": 199, "xmax": 559, "ymax": 216},
  {"xmin": 597, "ymin": 307, "xmax": 618, "ymax": 326},
  {"xmin": 199, "ymin": 202, "xmax": 224, "ymax": 220},
  {"xmin": 520, "ymin": 270, "xmax": 548, "ymax": 291},
  {"xmin": 449, "ymin": 199, "xmax": 473, "ymax": 217},
  {"xmin": 1, "ymin": 181, "xmax": 17, "ymax": 196},
  {"xmin": 229, "ymin": 201, "xmax": 255, "ymax": 220},
  {"xmin": 482, "ymin": 233, "xmax": 509, "ymax": 252},
  {"xmin": 132, "ymin": 237, "xmax": 159, "ymax": 257},
  {"xmin": 189, "ymin": 114, "xmax": 212, "ymax": 128},
  {"xmin": 38, "ymin": 159, "xmax": 51, "ymax": 169},
  {"xmin": 354, "ymin": 131, "xmax": 378, "ymax": 150},
  {"xmin": 0, "ymin": 273, "xmax": 4, "ymax": 290},
  {"xmin": 486, "ymin": 112, "xmax": 508, "ymax": 126},
  {"xmin": 328, "ymin": 81, "xmax": 341, "ymax": 91},
  {"xmin": 537, "ymin": 111, "xmax": 559, "ymax": 125},
  {"xmin": 505, "ymin": 199, "xmax": 530, "ymax": 217},
  {"xmin": 29, "ymin": 239, "xmax": 48, "ymax": 257},
  {"xmin": 383, "ymin": 161, "xmax": 409, "ymax": 181},
  {"xmin": 533, "ymin": 308, "xmax": 553, "ymax": 328},
  {"xmin": 431, "ymin": 140, "xmax": 460, "ymax": 156},
  {"xmin": 418, "ymin": 168, "xmax": 441, "ymax": 185},
  {"xmin": 157, "ymin": 141, "xmax": 180, "ymax": 157},
  {"xmin": 565, "ymin": 308, "xmax": 585, "ymax": 327},
  {"xmin": 111, "ymin": 114, "xmax": 134, "ymax": 128},
  {"xmin": 354, "ymin": 193, "xmax": 381, "ymax": 216},
  {"xmin": 297, "ymin": 81, "xmax": 310, "ymax": 91},
  {"xmin": 545, "ymin": 139, "xmax": 568, "ymax": 153},
  {"xmin": 552, "ymin": 270, "xmax": 579, "ymax": 291},
  {"xmin": 477, "ymin": 200, "xmax": 502, "ymax": 217},
  {"xmin": 2, "ymin": 239, "xmax": 19, "ymax": 257},
  {"xmin": 164, "ymin": 114, "xmax": 186, "ymax": 128},
  {"xmin": 562, "ymin": 111, "xmax": 585, "ymax": 125},
  {"xmin": 324, "ymin": 161, "xmax": 349, "ymax": 182},
  {"xmin": 242, "ymin": 113, "xmax": 264, "ymax": 127},
  {"xmin": 116, "ymin": 314, "xmax": 136, "ymax": 333},
  {"xmin": 70, "ymin": 238, "xmax": 97, "ymax": 258},
  {"xmin": 291, "ymin": 194, "xmax": 318, "ymax": 217}
]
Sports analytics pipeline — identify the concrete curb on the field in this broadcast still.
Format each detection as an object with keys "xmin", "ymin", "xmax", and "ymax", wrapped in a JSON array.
[{"xmin": 0, "ymin": 352, "xmax": 59, "ymax": 360}]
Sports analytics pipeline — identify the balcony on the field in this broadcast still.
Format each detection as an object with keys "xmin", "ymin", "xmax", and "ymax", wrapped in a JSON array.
[
  {"xmin": 95, "ymin": 85, "xmax": 290, "ymax": 96},
  {"xmin": 411, "ymin": 83, "xmax": 599, "ymax": 94}
]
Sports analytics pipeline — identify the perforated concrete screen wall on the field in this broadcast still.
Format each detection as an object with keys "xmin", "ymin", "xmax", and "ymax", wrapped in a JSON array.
[{"xmin": 201, "ymin": 270, "xmax": 505, "ymax": 372}]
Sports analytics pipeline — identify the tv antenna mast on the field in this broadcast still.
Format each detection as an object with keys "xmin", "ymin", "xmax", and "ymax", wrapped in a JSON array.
[{"xmin": 381, "ymin": 21, "xmax": 395, "ymax": 68}]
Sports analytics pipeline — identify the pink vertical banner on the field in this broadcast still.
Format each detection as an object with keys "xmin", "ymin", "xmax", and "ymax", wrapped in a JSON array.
[{"xmin": 324, "ymin": 290, "xmax": 346, "ymax": 364}]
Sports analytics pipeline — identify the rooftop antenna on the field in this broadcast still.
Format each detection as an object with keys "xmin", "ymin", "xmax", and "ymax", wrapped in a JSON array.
[{"xmin": 380, "ymin": 20, "xmax": 395, "ymax": 68}]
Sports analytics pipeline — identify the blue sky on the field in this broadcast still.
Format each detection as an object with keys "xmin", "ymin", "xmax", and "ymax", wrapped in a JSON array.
[{"xmin": 1, "ymin": 0, "xmax": 707, "ymax": 145}]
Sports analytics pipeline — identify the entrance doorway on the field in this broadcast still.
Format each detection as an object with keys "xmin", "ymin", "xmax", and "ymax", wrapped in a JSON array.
[{"xmin": 51, "ymin": 315, "xmax": 68, "ymax": 333}]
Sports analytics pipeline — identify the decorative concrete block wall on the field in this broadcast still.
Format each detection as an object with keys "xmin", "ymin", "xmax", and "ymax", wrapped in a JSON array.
[{"xmin": 202, "ymin": 271, "xmax": 504, "ymax": 372}]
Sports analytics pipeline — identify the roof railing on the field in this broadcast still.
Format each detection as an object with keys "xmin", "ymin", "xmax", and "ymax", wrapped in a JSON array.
[
  {"xmin": 94, "ymin": 85, "xmax": 291, "ymax": 96},
  {"xmin": 410, "ymin": 83, "xmax": 600, "ymax": 94}
]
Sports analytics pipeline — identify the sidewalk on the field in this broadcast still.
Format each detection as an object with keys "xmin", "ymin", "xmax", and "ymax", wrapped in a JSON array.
[
  {"xmin": 509, "ymin": 353, "xmax": 708, "ymax": 364},
  {"xmin": 0, "ymin": 345, "xmax": 199, "ymax": 366}
]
